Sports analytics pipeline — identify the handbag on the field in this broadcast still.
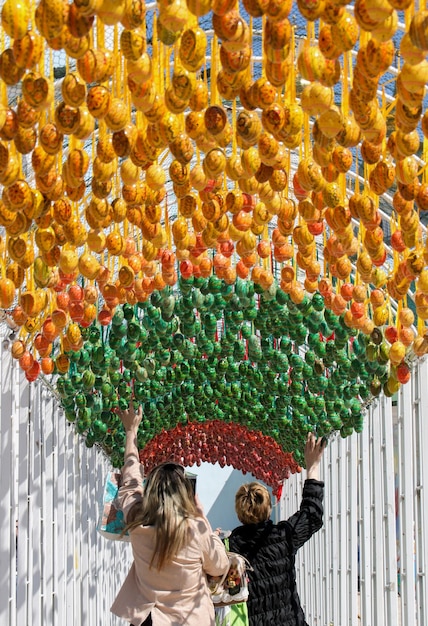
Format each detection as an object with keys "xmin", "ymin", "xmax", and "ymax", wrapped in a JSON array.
[
  {"xmin": 209, "ymin": 538, "xmax": 252, "ymax": 607},
  {"xmin": 97, "ymin": 471, "xmax": 130, "ymax": 541}
]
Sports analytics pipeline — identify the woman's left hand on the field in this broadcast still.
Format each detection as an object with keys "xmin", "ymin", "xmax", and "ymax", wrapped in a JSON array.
[{"xmin": 305, "ymin": 432, "xmax": 326, "ymax": 480}]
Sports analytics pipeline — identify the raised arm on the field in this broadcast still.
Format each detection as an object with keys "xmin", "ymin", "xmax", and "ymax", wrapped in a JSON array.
[
  {"xmin": 118, "ymin": 400, "xmax": 143, "ymax": 461},
  {"xmin": 116, "ymin": 401, "xmax": 144, "ymax": 522},
  {"xmin": 280, "ymin": 433, "xmax": 326, "ymax": 552}
]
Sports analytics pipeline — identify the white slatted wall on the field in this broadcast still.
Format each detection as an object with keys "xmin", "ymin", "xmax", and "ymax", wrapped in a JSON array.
[
  {"xmin": 282, "ymin": 356, "xmax": 428, "ymax": 626},
  {"xmin": 0, "ymin": 344, "xmax": 132, "ymax": 626}
]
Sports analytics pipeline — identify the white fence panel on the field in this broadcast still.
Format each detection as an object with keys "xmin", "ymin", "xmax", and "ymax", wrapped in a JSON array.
[
  {"xmin": 281, "ymin": 357, "xmax": 428, "ymax": 626},
  {"xmin": 0, "ymin": 343, "xmax": 132, "ymax": 626}
]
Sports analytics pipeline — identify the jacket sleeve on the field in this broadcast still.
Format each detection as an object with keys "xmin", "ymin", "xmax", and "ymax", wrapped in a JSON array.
[
  {"xmin": 282, "ymin": 479, "xmax": 324, "ymax": 554},
  {"xmin": 196, "ymin": 517, "xmax": 230, "ymax": 578},
  {"xmin": 116, "ymin": 454, "xmax": 144, "ymax": 523}
]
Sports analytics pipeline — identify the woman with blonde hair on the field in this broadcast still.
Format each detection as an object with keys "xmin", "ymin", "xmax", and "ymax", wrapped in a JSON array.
[
  {"xmin": 111, "ymin": 401, "xmax": 229, "ymax": 626},
  {"xmin": 229, "ymin": 433, "xmax": 326, "ymax": 626}
]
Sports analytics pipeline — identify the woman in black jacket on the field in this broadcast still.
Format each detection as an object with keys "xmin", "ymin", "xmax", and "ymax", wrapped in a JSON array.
[{"xmin": 228, "ymin": 433, "xmax": 326, "ymax": 626}]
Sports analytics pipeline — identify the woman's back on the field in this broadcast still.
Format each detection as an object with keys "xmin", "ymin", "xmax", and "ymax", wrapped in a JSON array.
[
  {"xmin": 229, "ymin": 519, "xmax": 307, "ymax": 626},
  {"xmin": 112, "ymin": 517, "xmax": 228, "ymax": 625}
]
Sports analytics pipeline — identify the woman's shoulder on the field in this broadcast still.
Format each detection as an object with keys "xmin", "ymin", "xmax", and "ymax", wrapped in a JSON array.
[
  {"xmin": 188, "ymin": 515, "xmax": 213, "ymax": 536},
  {"xmin": 232, "ymin": 519, "xmax": 274, "ymax": 532},
  {"xmin": 230, "ymin": 520, "xmax": 276, "ymax": 544}
]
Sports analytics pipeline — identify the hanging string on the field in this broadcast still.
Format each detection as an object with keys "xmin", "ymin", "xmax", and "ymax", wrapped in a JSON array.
[{"xmin": 210, "ymin": 33, "xmax": 218, "ymax": 105}]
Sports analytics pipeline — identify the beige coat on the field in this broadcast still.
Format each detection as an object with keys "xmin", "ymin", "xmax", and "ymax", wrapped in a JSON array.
[{"xmin": 110, "ymin": 456, "xmax": 229, "ymax": 625}]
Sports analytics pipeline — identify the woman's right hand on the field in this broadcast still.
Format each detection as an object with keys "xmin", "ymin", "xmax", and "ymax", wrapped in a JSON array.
[{"xmin": 117, "ymin": 400, "xmax": 143, "ymax": 433}]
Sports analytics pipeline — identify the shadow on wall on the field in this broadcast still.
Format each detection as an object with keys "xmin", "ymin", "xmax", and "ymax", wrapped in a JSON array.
[{"xmin": 189, "ymin": 463, "xmax": 273, "ymax": 532}]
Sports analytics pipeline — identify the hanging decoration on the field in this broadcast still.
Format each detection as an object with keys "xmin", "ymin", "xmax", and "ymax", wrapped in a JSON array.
[
  {"xmin": 56, "ymin": 278, "xmax": 391, "ymax": 473},
  {"xmin": 0, "ymin": 0, "xmax": 427, "ymax": 473},
  {"xmin": 139, "ymin": 421, "xmax": 301, "ymax": 490}
]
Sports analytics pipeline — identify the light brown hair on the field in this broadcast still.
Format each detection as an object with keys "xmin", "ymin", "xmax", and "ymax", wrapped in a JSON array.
[
  {"xmin": 124, "ymin": 463, "xmax": 198, "ymax": 570},
  {"xmin": 235, "ymin": 482, "xmax": 272, "ymax": 524}
]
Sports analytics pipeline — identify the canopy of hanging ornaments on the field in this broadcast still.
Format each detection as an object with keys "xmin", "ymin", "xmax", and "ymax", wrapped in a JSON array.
[{"xmin": 0, "ymin": 0, "xmax": 428, "ymax": 485}]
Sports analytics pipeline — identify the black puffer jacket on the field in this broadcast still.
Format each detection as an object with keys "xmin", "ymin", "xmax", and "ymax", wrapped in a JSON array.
[{"xmin": 228, "ymin": 479, "xmax": 324, "ymax": 626}]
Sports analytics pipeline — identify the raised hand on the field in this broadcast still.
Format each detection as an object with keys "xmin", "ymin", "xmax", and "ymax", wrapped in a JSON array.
[
  {"xmin": 117, "ymin": 400, "xmax": 143, "ymax": 433},
  {"xmin": 304, "ymin": 432, "xmax": 326, "ymax": 481}
]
